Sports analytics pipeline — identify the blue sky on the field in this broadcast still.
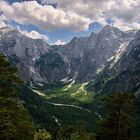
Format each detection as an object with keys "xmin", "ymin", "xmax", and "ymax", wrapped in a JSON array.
[
  {"xmin": 0, "ymin": 0, "xmax": 140, "ymax": 44},
  {"xmin": 7, "ymin": 20, "xmax": 102, "ymax": 44},
  {"xmin": 3, "ymin": 0, "xmax": 103, "ymax": 44}
]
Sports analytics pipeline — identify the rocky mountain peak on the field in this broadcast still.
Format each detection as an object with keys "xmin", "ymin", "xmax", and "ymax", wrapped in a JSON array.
[
  {"xmin": 100, "ymin": 25, "xmax": 121, "ymax": 34},
  {"xmin": 0, "ymin": 25, "xmax": 138, "ymax": 83}
]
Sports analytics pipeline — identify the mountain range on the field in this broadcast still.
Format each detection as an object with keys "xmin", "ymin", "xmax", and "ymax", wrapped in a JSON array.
[
  {"xmin": 0, "ymin": 25, "xmax": 137, "ymax": 82},
  {"xmin": 0, "ymin": 25, "xmax": 140, "ymax": 132}
]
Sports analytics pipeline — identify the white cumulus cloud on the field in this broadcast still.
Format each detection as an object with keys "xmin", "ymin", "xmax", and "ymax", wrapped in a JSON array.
[
  {"xmin": 0, "ymin": 0, "xmax": 140, "ymax": 31},
  {"xmin": 17, "ymin": 27, "xmax": 49, "ymax": 42},
  {"xmin": 58, "ymin": 0, "xmax": 140, "ymax": 30},
  {"xmin": 55, "ymin": 40, "xmax": 66, "ymax": 45},
  {"xmin": 0, "ymin": 1, "xmax": 91, "ymax": 31}
]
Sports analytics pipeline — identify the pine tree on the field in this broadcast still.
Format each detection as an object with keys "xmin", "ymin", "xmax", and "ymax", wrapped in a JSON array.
[
  {"xmin": 60, "ymin": 122, "xmax": 96, "ymax": 140},
  {"xmin": 34, "ymin": 129, "xmax": 52, "ymax": 140},
  {"xmin": 0, "ymin": 54, "xmax": 35, "ymax": 140},
  {"xmin": 97, "ymin": 92, "xmax": 135, "ymax": 140}
]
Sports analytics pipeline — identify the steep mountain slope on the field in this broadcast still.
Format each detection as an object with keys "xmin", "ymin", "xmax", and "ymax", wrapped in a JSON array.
[
  {"xmin": 0, "ymin": 25, "xmax": 136, "ymax": 83},
  {"xmin": 37, "ymin": 25, "xmax": 136, "ymax": 82},
  {"xmin": 0, "ymin": 26, "xmax": 50, "ymax": 82},
  {"xmin": 103, "ymin": 31, "xmax": 140, "ymax": 95},
  {"xmin": 87, "ymin": 29, "xmax": 140, "ymax": 95}
]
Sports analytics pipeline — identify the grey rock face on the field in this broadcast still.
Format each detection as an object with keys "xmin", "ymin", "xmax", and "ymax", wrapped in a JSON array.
[
  {"xmin": 40, "ymin": 25, "xmax": 135, "ymax": 82},
  {"xmin": 90, "ymin": 30, "xmax": 140, "ymax": 96},
  {"xmin": 0, "ymin": 25, "xmax": 137, "ymax": 83},
  {"xmin": 0, "ymin": 26, "xmax": 50, "ymax": 82},
  {"xmin": 107, "ymin": 30, "xmax": 140, "ymax": 76}
]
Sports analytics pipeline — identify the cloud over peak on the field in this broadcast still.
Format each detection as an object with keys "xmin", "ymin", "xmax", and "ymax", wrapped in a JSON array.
[
  {"xmin": 0, "ymin": 1, "xmax": 91, "ymax": 31},
  {"xmin": 58, "ymin": 0, "xmax": 140, "ymax": 30},
  {"xmin": 0, "ymin": 0, "xmax": 140, "ymax": 31},
  {"xmin": 55, "ymin": 39, "xmax": 66, "ymax": 45},
  {"xmin": 18, "ymin": 28, "xmax": 49, "ymax": 42}
]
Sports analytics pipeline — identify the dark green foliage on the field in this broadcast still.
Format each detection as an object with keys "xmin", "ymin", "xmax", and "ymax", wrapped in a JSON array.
[
  {"xmin": 0, "ymin": 54, "xmax": 35, "ymax": 140},
  {"xmin": 19, "ymin": 83, "xmax": 99, "ymax": 133},
  {"xmin": 51, "ymin": 122, "xmax": 96, "ymax": 140},
  {"xmin": 42, "ymin": 81, "xmax": 65, "ymax": 90},
  {"xmin": 134, "ymin": 95, "xmax": 140, "ymax": 139},
  {"xmin": 97, "ymin": 93, "xmax": 135, "ymax": 140}
]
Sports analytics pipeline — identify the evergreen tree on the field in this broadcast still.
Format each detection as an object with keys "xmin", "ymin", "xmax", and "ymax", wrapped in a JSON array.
[
  {"xmin": 0, "ymin": 54, "xmax": 35, "ymax": 140},
  {"xmin": 34, "ymin": 129, "xmax": 52, "ymax": 140},
  {"xmin": 97, "ymin": 92, "xmax": 135, "ymax": 140},
  {"xmin": 74, "ymin": 122, "xmax": 90, "ymax": 140},
  {"xmin": 54, "ymin": 122, "xmax": 96, "ymax": 140},
  {"xmin": 70, "ymin": 132, "xmax": 80, "ymax": 140}
]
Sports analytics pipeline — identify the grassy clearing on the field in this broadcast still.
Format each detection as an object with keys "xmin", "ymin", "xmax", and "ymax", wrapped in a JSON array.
[
  {"xmin": 21, "ymin": 84, "xmax": 100, "ymax": 132},
  {"xmin": 31, "ymin": 82, "xmax": 94, "ymax": 106}
]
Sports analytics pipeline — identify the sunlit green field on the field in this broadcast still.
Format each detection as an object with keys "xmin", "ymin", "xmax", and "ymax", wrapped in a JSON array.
[
  {"xmin": 21, "ymin": 82, "xmax": 101, "ymax": 132},
  {"xmin": 32, "ymin": 82, "xmax": 94, "ymax": 105}
]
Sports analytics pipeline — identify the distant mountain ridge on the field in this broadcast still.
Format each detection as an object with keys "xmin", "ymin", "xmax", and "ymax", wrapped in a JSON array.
[{"xmin": 0, "ymin": 25, "xmax": 137, "ymax": 84}]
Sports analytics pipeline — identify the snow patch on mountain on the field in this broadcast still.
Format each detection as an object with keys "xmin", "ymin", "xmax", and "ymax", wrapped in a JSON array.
[
  {"xmin": 96, "ymin": 65, "xmax": 105, "ymax": 74},
  {"xmin": 63, "ymin": 71, "xmax": 78, "ymax": 91},
  {"xmin": 110, "ymin": 42, "xmax": 129, "ymax": 68},
  {"xmin": 0, "ymin": 26, "xmax": 13, "ymax": 33}
]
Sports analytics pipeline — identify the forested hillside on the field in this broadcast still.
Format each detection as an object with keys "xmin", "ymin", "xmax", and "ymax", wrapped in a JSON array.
[{"xmin": 0, "ymin": 54, "xmax": 35, "ymax": 140}]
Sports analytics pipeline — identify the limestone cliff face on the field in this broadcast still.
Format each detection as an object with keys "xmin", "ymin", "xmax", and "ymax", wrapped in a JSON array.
[
  {"xmin": 0, "ymin": 26, "xmax": 50, "ymax": 82},
  {"xmin": 0, "ymin": 25, "xmax": 137, "ymax": 84},
  {"xmin": 87, "ymin": 30, "xmax": 140, "ymax": 96},
  {"xmin": 36, "ymin": 25, "xmax": 135, "ymax": 82}
]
